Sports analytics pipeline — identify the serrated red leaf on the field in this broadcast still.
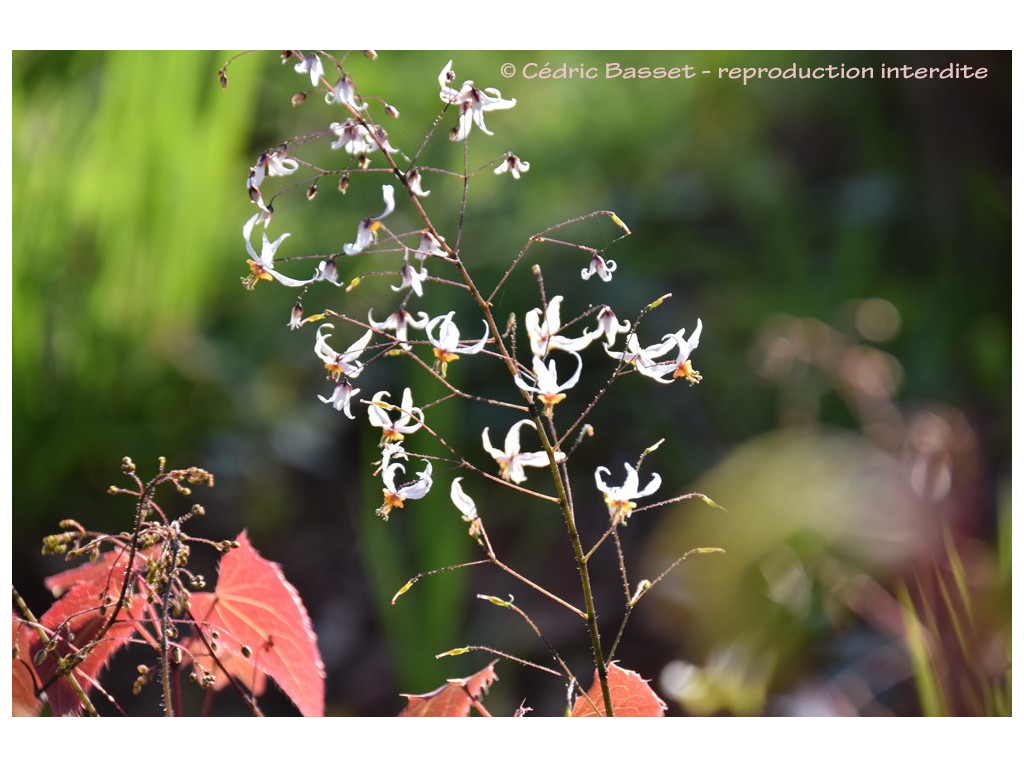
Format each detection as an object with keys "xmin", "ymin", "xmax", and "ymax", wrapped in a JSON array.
[
  {"xmin": 188, "ymin": 531, "xmax": 324, "ymax": 716},
  {"xmin": 12, "ymin": 613, "xmax": 43, "ymax": 717},
  {"xmin": 570, "ymin": 662, "xmax": 667, "ymax": 717},
  {"xmin": 22, "ymin": 577, "xmax": 149, "ymax": 716},
  {"xmin": 44, "ymin": 545, "xmax": 155, "ymax": 597},
  {"xmin": 398, "ymin": 661, "xmax": 499, "ymax": 717}
]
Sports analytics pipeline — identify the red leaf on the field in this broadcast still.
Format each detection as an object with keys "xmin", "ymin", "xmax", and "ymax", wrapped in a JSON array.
[
  {"xmin": 12, "ymin": 613, "xmax": 43, "ymax": 717},
  {"xmin": 398, "ymin": 661, "xmax": 499, "ymax": 717},
  {"xmin": 23, "ymin": 578, "xmax": 148, "ymax": 716},
  {"xmin": 188, "ymin": 531, "xmax": 324, "ymax": 717},
  {"xmin": 45, "ymin": 546, "xmax": 154, "ymax": 597},
  {"xmin": 571, "ymin": 662, "xmax": 667, "ymax": 717}
]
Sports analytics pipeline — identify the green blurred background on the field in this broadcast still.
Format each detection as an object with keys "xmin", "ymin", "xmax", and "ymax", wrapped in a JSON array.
[{"xmin": 12, "ymin": 51, "xmax": 1010, "ymax": 716}]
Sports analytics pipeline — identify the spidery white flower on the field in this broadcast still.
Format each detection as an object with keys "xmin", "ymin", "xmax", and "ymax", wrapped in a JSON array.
[
  {"xmin": 329, "ymin": 120, "xmax": 376, "ymax": 155},
  {"xmin": 293, "ymin": 53, "xmax": 324, "ymax": 87},
  {"xmin": 593, "ymin": 307, "xmax": 631, "ymax": 346},
  {"xmin": 247, "ymin": 150, "xmax": 298, "ymax": 212},
  {"xmin": 242, "ymin": 214, "xmax": 315, "ymax": 289},
  {"xmin": 525, "ymin": 296, "xmax": 597, "ymax": 357},
  {"xmin": 325, "ymin": 74, "xmax": 367, "ymax": 111},
  {"xmin": 378, "ymin": 460, "xmax": 433, "ymax": 520},
  {"xmin": 392, "ymin": 252, "xmax": 428, "ymax": 297},
  {"xmin": 367, "ymin": 388, "xmax": 425, "ymax": 443},
  {"xmin": 581, "ymin": 254, "xmax": 617, "ymax": 282},
  {"xmin": 367, "ymin": 308, "xmax": 430, "ymax": 352},
  {"xmin": 494, "ymin": 153, "xmax": 530, "ymax": 179},
  {"xmin": 415, "ymin": 230, "xmax": 447, "ymax": 260},
  {"xmin": 513, "ymin": 351, "xmax": 583, "ymax": 416},
  {"xmin": 315, "ymin": 323, "xmax": 373, "ymax": 379},
  {"xmin": 632, "ymin": 320, "xmax": 703, "ymax": 384},
  {"xmin": 438, "ymin": 59, "xmax": 517, "ymax": 141},
  {"xmin": 604, "ymin": 331, "xmax": 677, "ymax": 380},
  {"xmin": 594, "ymin": 463, "xmax": 662, "ymax": 526},
  {"xmin": 482, "ymin": 419, "xmax": 564, "ymax": 485},
  {"xmin": 406, "ymin": 169, "xmax": 430, "ymax": 197},
  {"xmin": 318, "ymin": 380, "xmax": 360, "ymax": 418},
  {"xmin": 344, "ymin": 185, "xmax": 396, "ymax": 255},
  {"xmin": 425, "ymin": 311, "xmax": 490, "ymax": 376},
  {"xmin": 450, "ymin": 477, "xmax": 483, "ymax": 542}
]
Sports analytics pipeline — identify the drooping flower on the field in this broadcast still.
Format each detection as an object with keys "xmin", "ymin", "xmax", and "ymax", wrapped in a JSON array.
[
  {"xmin": 314, "ymin": 323, "xmax": 373, "ymax": 379},
  {"xmin": 406, "ymin": 169, "xmax": 430, "ymax": 197},
  {"xmin": 525, "ymin": 296, "xmax": 597, "ymax": 357},
  {"xmin": 344, "ymin": 185, "xmax": 396, "ymax": 256},
  {"xmin": 425, "ymin": 311, "xmax": 490, "ymax": 376},
  {"xmin": 451, "ymin": 477, "xmax": 483, "ymax": 542},
  {"xmin": 318, "ymin": 380, "xmax": 360, "ymax": 419},
  {"xmin": 288, "ymin": 300, "xmax": 304, "ymax": 330},
  {"xmin": 392, "ymin": 252, "xmax": 428, "ymax": 297},
  {"xmin": 329, "ymin": 119, "xmax": 376, "ymax": 155},
  {"xmin": 494, "ymin": 153, "xmax": 530, "ymax": 179},
  {"xmin": 594, "ymin": 463, "xmax": 662, "ymax": 526},
  {"xmin": 367, "ymin": 307, "xmax": 430, "ymax": 352},
  {"xmin": 415, "ymin": 230, "xmax": 447, "ymax": 260},
  {"xmin": 325, "ymin": 73, "xmax": 367, "ymax": 111},
  {"xmin": 247, "ymin": 149, "xmax": 299, "ymax": 211},
  {"xmin": 438, "ymin": 59, "xmax": 517, "ymax": 141},
  {"xmin": 633, "ymin": 320, "xmax": 704, "ymax": 384},
  {"xmin": 581, "ymin": 253, "xmax": 617, "ymax": 282},
  {"xmin": 378, "ymin": 460, "xmax": 433, "ymax": 520},
  {"xmin": 378, "ymin": 441, "xmax": 408, "ymax": 473},
  {"xmin": 294, "ymin": 53, "xmax": 324, "ymax": 87},
  {"xmin": 367, "ymin": 388, "xmax": 425, "ymax": 443},
  {"xmin": 242, "ymin": 214, "xmax": 315, "ymax": 289},
  {"xmin": 513, "ymin": 351, "xmax": 584, "ymax": 416},
  {"xmin": 592, "ymin": 306, "xmax": 631, "ymax": 346},
  {"xmin": 482, "ymin": 419, "xmax": 564, "ymax": 485},
  {"xmin": 313, "ymin": 258, "xmax": 344, "ymax": 287},
  {"xmin": 604, "ymin": 331, "xmax": 677, "ymax": 379}
]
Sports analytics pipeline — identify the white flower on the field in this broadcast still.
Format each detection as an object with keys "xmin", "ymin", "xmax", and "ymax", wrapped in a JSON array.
[
  {"xmin": 482, "ymin": 419, "xmax": 564, "ymax": 485},
  {"xmin": 425, "ymin": 311, "xmax": 490, "ymax": 375},
  {"xmin": 379, "ymin": 460, "xmax": 433, "ymax": 520},
  {"xmin": 525, "ymin": 296, "xmax": 597, "ymax": 357},
  {"xmin": 344, "ymin": 185, "xmax": 396, "ymax": 255},
  {"xmin": 610, "ymin": 319, "xmax": 700, "ymax": 382},
  {"xmin": 593, "ymin": 307, "xmax": 631, "ymax": 346},
  {"xmin": 294, "ymin": 53, "xmax": 324, "ymax": 87},
  {"xmin": 451, "ymin": 477, "xmax": 483, "ymax": 542},
  {"xmin": 242, "ymin": 214, "xmax": 315, "ymax": 289},
  {"xmin": 604, "ymin": 331, "xmax": 677, "ymax": 379},
  {"xmin": 406, "ymin": 169, "xmax": 430, "ymax": 197},
  {"xmin": 392, "ymin": 253, "xmax": 428, "ymax": 297},
  {"xmin": 513, "ymin": 351, "xmax": 583, "ymax": 416},
  {"xmin": 594, "ymin": 463, "xmax": 662, "ymax": 526},
  {"xmin": 367, "ymin": 388, "xmax": 424, "ymax": 443},
  {"xmin": 313, "ymin": 258, "xmax": 344, "ymax": 287},
  {"xmin": 581, "ymin": 254, "xmax": 617, "ymax": 282},
  {"xmin": 494, "ymin": 153, "xmax": 530, "ymax": 179},
  {"xmin": 314, "ymin": 323, "xmax": 373, "ymax": 379},
  {"xmin": 329, "ymin": 119, "xmax": 376, "ymax": 155},
  {"xmin": 378, "ymin": 441, "xmax": 408, "ymax": 473},
  {"xmin": 438, "ymin": 59, "xmax": 517, "ymax": 141},
  {"xmin": 367, "ymin": 307, "xmax": 430, "ymax": 351},
  {"xmin": 288, "ymin": 301, "xmax": 304, "ymax": 330},
  {"xmin": 318, "ymin": 380, "xmax": 360, "ymax": 418},
  {"xmin": 325, "ymin": 74, "xmax": 367, "ymax": 111},
  {"xmin": 415, "ymin": 230, "xmax": 447, "ymax": 260},
  {"xmin": 247, "ymin": 150, "xmax": 299, "ymax": 211}
]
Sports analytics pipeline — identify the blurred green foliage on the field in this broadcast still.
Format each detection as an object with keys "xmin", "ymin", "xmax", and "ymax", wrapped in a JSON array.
[{"xmin": 12, "ymin": 51, "xmax": 1009, "ymax": 715}]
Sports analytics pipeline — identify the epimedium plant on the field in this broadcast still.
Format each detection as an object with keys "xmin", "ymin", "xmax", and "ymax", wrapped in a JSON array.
[
  {"xmin": 11, "ymin": 50, "xmax": 721, "ymax": 717},
  {"xmin": 233, "ymin": 50, "xmax": 722, "ymax": 717}
]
